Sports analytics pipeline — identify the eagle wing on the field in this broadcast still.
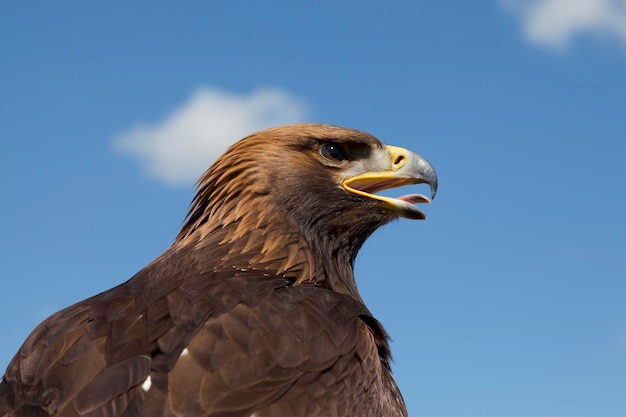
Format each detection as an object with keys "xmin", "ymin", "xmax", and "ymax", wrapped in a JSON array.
[{"xmin": 1, "ymin": 269, "xmax": 380, "ymax": 417}]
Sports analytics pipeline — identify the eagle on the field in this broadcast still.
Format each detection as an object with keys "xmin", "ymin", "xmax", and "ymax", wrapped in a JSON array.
[{"xmin": 0, "ymin": 124, "xmax": 437, "ymax": 417}]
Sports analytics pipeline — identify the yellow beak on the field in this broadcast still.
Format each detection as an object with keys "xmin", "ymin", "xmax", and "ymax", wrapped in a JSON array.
[{"xmin": 342, "ymin": 145, "xmax": 438, "ymax": 219}]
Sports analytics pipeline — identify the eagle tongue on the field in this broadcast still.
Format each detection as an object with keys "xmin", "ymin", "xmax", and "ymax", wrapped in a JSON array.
[{"xmin": 396, "ymin": 194, "xmax": 431, "ymax": 204}]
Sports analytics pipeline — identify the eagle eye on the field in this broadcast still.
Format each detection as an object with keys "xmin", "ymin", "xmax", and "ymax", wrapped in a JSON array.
[{"xmin": 320, "ymin": 144, "xmax": 346, "ymax": 162}]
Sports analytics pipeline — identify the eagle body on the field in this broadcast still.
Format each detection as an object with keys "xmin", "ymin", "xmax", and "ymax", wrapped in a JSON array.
[{"xmin": 0, "ymin": 124, "xmax": 437, "ymax": 417}]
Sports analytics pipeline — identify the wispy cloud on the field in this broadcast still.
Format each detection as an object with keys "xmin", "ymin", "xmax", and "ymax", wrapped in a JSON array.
[
  {"xmin": 501, "ymin": 0, "xmax": 626, "ymax": 50},
  {"xmin": 113, "ymin": 87, "xmax": 309, "ymax": 185}
]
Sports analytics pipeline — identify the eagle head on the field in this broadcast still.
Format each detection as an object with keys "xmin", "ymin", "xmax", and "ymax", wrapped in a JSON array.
[{"xmin": 175, "ymin": 123, "xmax": 437, "ymax": 297}]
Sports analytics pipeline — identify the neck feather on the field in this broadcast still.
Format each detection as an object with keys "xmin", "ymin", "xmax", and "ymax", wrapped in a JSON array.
[{"xmin": 175, "ymin": 193, "xmax": 364, "ymax": 302}]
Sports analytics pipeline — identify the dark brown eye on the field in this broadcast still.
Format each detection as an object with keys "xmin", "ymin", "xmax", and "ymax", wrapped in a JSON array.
[{"xmin": 320, "ymin": 144, "xmax": 346, "ymax": 162}]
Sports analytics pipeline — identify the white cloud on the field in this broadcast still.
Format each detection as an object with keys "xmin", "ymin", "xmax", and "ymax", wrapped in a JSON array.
[
  {"xmin": 112, "ymin": 87, "xmax": 309, "ymax": 185},
  {"xmin": 501, "ymin": 0, "xmax": 626, "ymax": 50}
]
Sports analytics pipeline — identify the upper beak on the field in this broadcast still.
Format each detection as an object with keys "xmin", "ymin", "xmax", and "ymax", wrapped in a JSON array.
[{"xmin": 342, "ymin": 145, "xmax": 438, "ymax": 219}]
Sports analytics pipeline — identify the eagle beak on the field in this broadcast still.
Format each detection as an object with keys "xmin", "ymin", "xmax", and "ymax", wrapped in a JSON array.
[{"xmin": 342, "ymin": 145, "xmax": 438, "ymax": 219}]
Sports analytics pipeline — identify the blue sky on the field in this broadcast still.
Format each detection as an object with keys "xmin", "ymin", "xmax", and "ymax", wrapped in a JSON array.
[{"xmin": 1, "ymin": 1, "xmax": 625, "ymax": 416}]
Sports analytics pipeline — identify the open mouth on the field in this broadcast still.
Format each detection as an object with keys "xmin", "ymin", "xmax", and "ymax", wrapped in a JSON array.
[
  {"xmin": 342, "ymin": 176, "xmax": 433, "ymax": 220},
  {"xmin": 341, "ymin": 145, "xmax": 437, "ymax": 219}
]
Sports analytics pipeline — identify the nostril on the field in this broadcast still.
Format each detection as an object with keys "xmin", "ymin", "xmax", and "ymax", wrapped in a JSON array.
[{"xmin": 393, "ymin": 155, "xmax": 405, "ymax": 166}]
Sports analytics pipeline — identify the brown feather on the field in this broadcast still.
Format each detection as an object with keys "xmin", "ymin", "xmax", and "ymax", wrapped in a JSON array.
[{"xmin": 0, "ymin": 123, "xmax": 423, "ymax": 417}]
